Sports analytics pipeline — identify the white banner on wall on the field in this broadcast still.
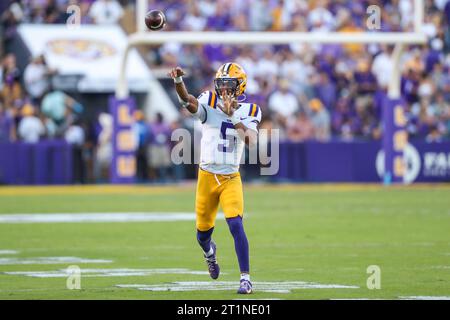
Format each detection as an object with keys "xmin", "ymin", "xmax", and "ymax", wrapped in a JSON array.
[{"xmin": 18, "ymin": 24, "xmax": 151, "ymax": 92}]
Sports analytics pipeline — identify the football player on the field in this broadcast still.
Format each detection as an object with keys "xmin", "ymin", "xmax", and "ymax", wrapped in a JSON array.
[{"xmin": 168, "ymin": 62, "xmax": 261, "ymax": 294}]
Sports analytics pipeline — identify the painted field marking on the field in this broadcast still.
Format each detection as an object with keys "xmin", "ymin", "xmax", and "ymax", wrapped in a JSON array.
[
  {"xmin": 0, "ymin": 212, "xmax": 226, "ymax": 223},
  {"xmin": 3, "ymin": 268, "xmax": 210, "ymax": 278},
  {"xmin": 234, "ymin": 298, "xmax": 284, "ymax": 300},
  {"xmin": 1, "ymin": 183, "xmax": 449, "ymax": 197},
  {"xmin": 0, "ymin": 250, "xmax": 19, "ymax": 255},
  {"xmin": 331, "ymin": 298, "xmax": 383, "ymax": 300},
  {"xmin": 0, "ymin": 185, "xmax": 194, "ymax": 196},
  {"xmin": 116, "ymin": 281, "xmax": 359, "ymax": 294},
  {"xmin": 399, "ymin": 296, "xmax": 450, "ymax": 300},
  {"xmin": 0, "ymin": 257, "xmax": 112, "ymax": 265}
]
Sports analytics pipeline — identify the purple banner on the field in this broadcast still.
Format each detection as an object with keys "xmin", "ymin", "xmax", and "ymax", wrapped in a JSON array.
[
  {"xmin": 275, "ymin": 141, "xmax": 450, "ymax": 183},
  {"xmin": 1, "ymin": 140, "xmax": 449, "ymax": 185},
  {"xmin": 382, "ymin": 97, "xmax": 408, "ymax": 184},
  {"xmin": 109, "ymin": 96, "xmax": 136, "ymax": 184}
]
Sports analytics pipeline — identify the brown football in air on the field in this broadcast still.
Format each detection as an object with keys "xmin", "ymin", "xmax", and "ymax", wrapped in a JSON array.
[{"xmin": 145, "ymin": 10, "xmax": 166, "ymax": 31}]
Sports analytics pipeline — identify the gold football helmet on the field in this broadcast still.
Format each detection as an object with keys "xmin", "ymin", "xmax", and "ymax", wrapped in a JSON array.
[{"xmin": 214, "ymin": 62, "xmax": 247, "ymax": 99}]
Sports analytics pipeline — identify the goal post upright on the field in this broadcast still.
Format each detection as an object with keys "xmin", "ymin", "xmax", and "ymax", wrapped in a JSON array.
[
  {"xmin": 113, "ymin": 0, "xmax": 426, "ymax": 184},
  {"xmin": 414, "ymin": 0, "xmax": 424, "ymax": 34}
]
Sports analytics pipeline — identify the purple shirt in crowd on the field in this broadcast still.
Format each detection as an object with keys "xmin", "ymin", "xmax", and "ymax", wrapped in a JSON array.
[{"xmin": 151, "ymin": 122, "xmax": 171, "ymax": 147}]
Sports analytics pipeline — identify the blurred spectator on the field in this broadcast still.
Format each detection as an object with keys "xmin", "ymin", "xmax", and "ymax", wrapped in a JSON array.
[
  {"xmin": 307, "ymin": 0, "xmax": 335, "ymax": 32},
  {"xmin": 336, "ymin": 8, "xmax": 364, "ymax": 55},
  {"xmin": 89, "ymin": 0, "xmax": 124, "ymax": 25},
  {"xmin": 65, "ymin": 119, "xmax": 87, "ymax": 183},
  {"xmin": 371, "ymin": 47, "xmax": 394, "ymax": 90},
  {"xmin": 182, "ymin": 2, "xmax": 207, "ymax": 31},
  {"xmin": 268, "ymin": 79, "xmax": 299, "ymax": 119},
  {"xmin": 309, "ymin": 98, "xmax": 331, "ymax": 142},
  {"xmin": 0, "ymin": 1, "xmax": 24, "ymax": 48},
  {"xmin": 433, "ymin": 93, "xmax": 450, "ymax": 136},
  {"xmin": 78, "ymin": 1, "xmax": 94, "ymax": 24},
  {"xmin": 1, "ymin": 53, "xmax": 22, "ymax": 109},
  {"xmin": 314, "ymin": 71, "xmax": 337, "ymax": 110},
  {"xmin": 339, "ymin": 118, "xmax": 356, "ymax": 141},
  {"xmin": 286, "ymin": 110, "xmax": 315, "ymax": 142},
  {"xmin": 17, "ymin": 103, "xmax": 44, "ymax": 143},
  {"xmin": 43, "ymin": 0, "xmax": 66, "ymax": 24},
  {"xmin": 41, "ymin": 90, "xmax": 83, "ymax": 135},
  {"xmin": 0, "ymin": 99, "xmax": 16, "ymax": 142},
  {"xmin": 95, "ymin": 112, "xmax": 113, "ymax": 182},
  {"xmin": 404, "ymin": 48, "xmax": 426, "ymax": 75},
  {"xmin": 65, "ymin": 120, "xmax": 86, "ymax": 147},
  {"xmin": 249, "ymin": 0, "xmax": 272, "ymax": 31},
  {"xmin": 133, "ymin": 110, "xmax": 151, "ymax": 182},
  {"xmin": 149, "ymin": 113, "xmax": 172, "ymax": 183},
  {"xmin": 280, "ymin": 49, "xmax": 308, "ymax": 85},
  {"xmin": 198, "ymin": 0, "xmax": 217, "ymax": 17},
  {"xmin": 418, "ymin": 75, "xmax": 435, "ymax": 100},
  {"xmin": 24, "ymin": 54, "xmax": 56, "ymax": 105},
  {"xmin": 354, "ymin": 58, "xmax": 377, "ymax": 96},
  {"xmin": 255, "ymin": 48, "xmax": 279, "ymax": 83},
  {"xmin": 270, "ymin": 0, "xmax": 291, "ymax": 32},
  {"xmin": 426, "ymin": 125, "xmax": 443, "ymax": 143},
  {"xmin": 332, "ymin": 94, "xmax": 352, "ymax": 138}
]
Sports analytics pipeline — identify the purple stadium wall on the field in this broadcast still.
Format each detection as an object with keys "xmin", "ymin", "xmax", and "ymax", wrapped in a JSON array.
[{"xmin": 1, "ymin": 140, "xmax": 449, "ymax": 185}]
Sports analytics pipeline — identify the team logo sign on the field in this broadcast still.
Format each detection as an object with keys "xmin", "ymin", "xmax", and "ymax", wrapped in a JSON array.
[
  {"xmin": 47, "ymin": 39, "xmax": 116, "ymax": 61},
  {"xmin": 376, "ymin": 143, "xmax": 421, "ymax": 184}
]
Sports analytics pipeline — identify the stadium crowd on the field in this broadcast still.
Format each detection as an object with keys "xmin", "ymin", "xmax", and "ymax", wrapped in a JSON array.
[
  {"xmin": 149, "ymin": 0, "xmax": 450, "ymax": 143},
  {"xmin": 0, "ymin": 0, "xmax": 450, "ymax": 182}
]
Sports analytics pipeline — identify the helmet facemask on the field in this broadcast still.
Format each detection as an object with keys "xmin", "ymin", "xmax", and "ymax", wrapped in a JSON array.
[{"xmin": 214, "ymin": 78, "xmax": 240, "ymax": 100}]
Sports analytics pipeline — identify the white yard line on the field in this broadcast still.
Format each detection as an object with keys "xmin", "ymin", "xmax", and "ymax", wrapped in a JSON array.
[
  {"xmin": 116, "ymin": 281, "xmax": 359, "ymax": 294},
  {"xmin": 399, "ymin": 296, "xmax": 450, "ymax": 300},
  {"xmin": 0, "ymin": 250, "xmax": 19, "ymax": 255},
  {"xmin": 0, "ymin": 257, "xmax": 112, "ymax": 265},
  {"xmin": 4, "ymin": 268, "xmax": 210, "ymax": 278},
  {"xmin": 234, "ymin": 298, "xmax": 284, "ymax": 300},
  {"xmin": 0, "ymin": 212, "xmax": 223, "ymax": 223}
]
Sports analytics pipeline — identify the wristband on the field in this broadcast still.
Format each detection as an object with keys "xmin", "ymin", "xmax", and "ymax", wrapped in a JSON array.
[{"xmin": 174, "ymin": 76, "xmax": 183, "ymax": 84}]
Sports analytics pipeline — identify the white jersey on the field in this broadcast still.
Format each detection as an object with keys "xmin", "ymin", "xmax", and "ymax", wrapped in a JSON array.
[{"xmin": 194, "ymin": 91, "xmax": 262, "ymax": 174}]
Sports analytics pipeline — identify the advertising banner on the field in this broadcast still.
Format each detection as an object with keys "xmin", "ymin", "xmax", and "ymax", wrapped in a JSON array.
[
  {"xmin": 17, "ymin": 24, "xmax": 151, "ymax": 92},
  {"xmin": 382, "ymin": 97, "xmax": 408, "ymax": 184},
  {"xmin": 275, "ymin": 141, "xmax": 450, "ymax": 183},
  {"xmin": 109, "ymin": 96, "xmax": 136, "ymax": 184}
]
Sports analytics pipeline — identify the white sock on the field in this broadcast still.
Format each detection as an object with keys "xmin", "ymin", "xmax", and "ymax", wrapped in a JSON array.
[
  {"xmin": 240, "ymin": 273, "xmax": 250, "ymax": 281},
  {"xmin": 204, "ymin": 247, "xmax": 214, "ymax": 257}
]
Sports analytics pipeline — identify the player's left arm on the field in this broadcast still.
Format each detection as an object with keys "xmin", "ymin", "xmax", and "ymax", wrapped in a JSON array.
[
  {"xmin": 220, "ymin": 94, "xmax": 260, "ymax": 146},
  {"xmin": 233, "ymin": 121, "xmax": 259, "ymax": 146}
]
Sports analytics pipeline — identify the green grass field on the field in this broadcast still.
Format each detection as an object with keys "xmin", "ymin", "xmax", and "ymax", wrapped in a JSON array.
[{"xmin": 0, "ymin": 184, "xmax": 449, "ymax": 300}]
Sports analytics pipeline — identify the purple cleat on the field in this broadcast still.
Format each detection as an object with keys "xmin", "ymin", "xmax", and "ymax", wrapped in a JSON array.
[
  {"xmin": 205, "ymin": 241, "xmax": 220, "ymax": 279},
  {"xmin": 237, "ymin": 279, "xmax": 253, "ymax": 294}
]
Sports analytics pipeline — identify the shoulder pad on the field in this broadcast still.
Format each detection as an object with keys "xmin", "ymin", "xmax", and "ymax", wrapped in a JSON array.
[{"xmin": 197, "ymin": 91, "xmax": 218, "ymax": 109}]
